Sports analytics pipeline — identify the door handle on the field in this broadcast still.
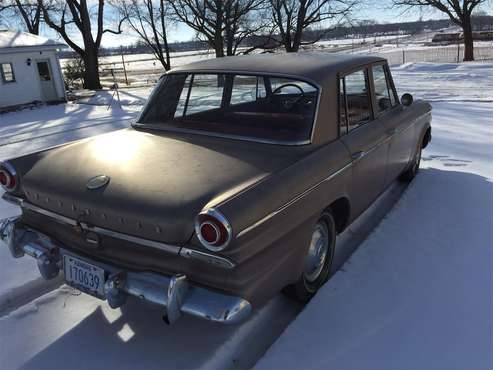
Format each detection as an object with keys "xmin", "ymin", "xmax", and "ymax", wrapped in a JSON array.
[
  {"xmin": 387, "ymin": 128, "xmax": 397, "ymax": 136},
  {"xmin": 351, "ymin": 151, "xmax": 365, "ymax": 161}
]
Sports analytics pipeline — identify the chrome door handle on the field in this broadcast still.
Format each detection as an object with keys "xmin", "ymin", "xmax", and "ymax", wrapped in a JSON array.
[{"xmin": 351, "ymin": 151, "xmax": 365, "ymax": 161}]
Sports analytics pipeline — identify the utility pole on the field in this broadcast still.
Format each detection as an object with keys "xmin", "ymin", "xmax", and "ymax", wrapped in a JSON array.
[
  {"xmin": 457, "ymin": 40, "xmax": 460, "ymax": 63},
  {"xmin": 121, "ymin": 46, "xmax": 129, "ymax": 86}
]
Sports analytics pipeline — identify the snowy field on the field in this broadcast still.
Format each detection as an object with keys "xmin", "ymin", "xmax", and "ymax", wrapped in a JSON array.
[{"xmin": 0, "ymin": 61, "xmax": 492, "ymax": 369}]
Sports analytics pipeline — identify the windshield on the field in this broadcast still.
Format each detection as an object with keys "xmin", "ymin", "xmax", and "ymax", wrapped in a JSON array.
[{"xmin": 137, "ymin": 73, "xmax": 319, "ymax": 144}]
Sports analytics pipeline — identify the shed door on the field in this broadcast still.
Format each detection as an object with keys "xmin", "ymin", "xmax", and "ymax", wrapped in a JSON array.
[{"xmin": 36, "ymin": 60, "xmax": 58, "ymax": 102}]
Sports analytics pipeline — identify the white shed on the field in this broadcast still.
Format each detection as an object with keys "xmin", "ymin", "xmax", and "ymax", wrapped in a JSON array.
[{"xmin": 0, "ymin": 30, "xmax": 67, "ymax": 110}]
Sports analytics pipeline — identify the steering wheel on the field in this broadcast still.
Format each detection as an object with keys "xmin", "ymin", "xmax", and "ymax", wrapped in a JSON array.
[{"xmin": 272, "ymin": 83, "xmax": 305, "ymax": 110}]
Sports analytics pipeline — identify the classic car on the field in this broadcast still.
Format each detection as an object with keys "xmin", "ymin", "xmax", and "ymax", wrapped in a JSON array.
[{"xmin": 0, "ymin": 53, "xmax": 432, "ymax": 324}]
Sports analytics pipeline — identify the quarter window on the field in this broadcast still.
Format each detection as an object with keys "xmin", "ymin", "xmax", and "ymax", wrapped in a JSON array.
[
  {"xmin": 372, "ymin": 64, "xmax": 397, "ymax": 115},
  {"xmin": 340, "ymin": 69, "xmax": 372, "ymax": 131},
  {"xmin": 1, "ymin": 63, "xmax": 15, "ymax": 83}
]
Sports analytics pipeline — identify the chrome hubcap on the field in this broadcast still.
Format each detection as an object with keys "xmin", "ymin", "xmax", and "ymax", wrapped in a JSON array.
[{"xmin": 304, "ymin": 221, "xmax": 329, "ymax": 283}]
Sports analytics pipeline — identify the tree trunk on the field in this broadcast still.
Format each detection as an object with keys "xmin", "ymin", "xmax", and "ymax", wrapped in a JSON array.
[
  {"xmin": 462, "ymin": 16, "xmax": 474, "ymax": 61},
  {"xmin": 83, "ymin": 50, "xmax": 102, "ymax": 90},
  {"xmin": 214, "ymin": 39, "xmax": 225, "ymax": 58}
]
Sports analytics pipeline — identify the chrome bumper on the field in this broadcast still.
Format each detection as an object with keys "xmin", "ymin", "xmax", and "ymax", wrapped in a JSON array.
[{"xmin": 0, "ymin": 217, "xmax": 251, "ymax": 324}]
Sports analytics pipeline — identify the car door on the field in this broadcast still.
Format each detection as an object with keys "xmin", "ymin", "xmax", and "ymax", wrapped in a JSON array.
[
  {"xmin": 339, "ymin": 67, "xmax": 389, "ymax": 218},
  {"xmin": 370, "ymin": 63, "xmax": 416, "ymax": 185}
]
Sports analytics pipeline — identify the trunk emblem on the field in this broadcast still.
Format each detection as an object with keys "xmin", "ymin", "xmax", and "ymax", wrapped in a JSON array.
[{"xmin": 87, "ymin": 175, "xmax": 110, "ymax": 190}]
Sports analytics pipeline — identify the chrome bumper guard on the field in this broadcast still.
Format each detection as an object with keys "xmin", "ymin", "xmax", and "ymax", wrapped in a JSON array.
[{"xmin": 0, "ymin": 217, "xmax": 251, "ymax": 324}]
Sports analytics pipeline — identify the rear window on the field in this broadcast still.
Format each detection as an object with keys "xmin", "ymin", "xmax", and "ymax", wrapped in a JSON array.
[{"xmin": 138, "ymin": 73, "xmax": 319, "ymax": 144}]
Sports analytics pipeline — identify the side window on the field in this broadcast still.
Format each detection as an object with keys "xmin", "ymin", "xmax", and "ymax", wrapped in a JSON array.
[
  {"xmin": 372, "ymin": 64, "xmax": 397, "ymax": 115},
  {"xmin": 184, "ymin": 74, "xmax": 224, "ymax": 116},
  {"xmin": 339, "ymin": 78, "xmax": 348, "ymax": 135},
  {"xmin": 1, "ymin": 63, "xmax": 15, "ymax": 83},
  {"xmin": 230, "ymin": 75, "xmax": 266, "ymax": 106},
  {"xmin": 174, "ymin": 75, "xmax": 192, "ymax": 118},
  {"xmin": 385, "ymin": 67, "xmax": 398, "ymax": 107},
  {"xmin": 343, "ymin": 69, "xmax": 372, "ymax": 131}
]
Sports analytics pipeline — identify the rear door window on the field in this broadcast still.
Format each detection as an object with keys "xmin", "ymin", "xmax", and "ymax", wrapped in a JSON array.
[{"xmin": 340, "ymin": 69, "xmax": 372, "ymax": 131}]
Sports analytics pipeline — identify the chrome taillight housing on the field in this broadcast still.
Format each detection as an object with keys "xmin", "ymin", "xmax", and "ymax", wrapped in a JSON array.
[
  {"xmin": 195, "ymin": 208, "xmax": 232, "ymax": 252},
  {"xmin": 0, "ymin": 162, "xmax": 18, "ymax": 192}
]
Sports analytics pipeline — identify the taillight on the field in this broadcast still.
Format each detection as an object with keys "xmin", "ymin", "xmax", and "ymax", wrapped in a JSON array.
[
  {"xmin": 195, "ymin": 208, "xmax": 232, "ymax": 252},
  {"xmin": 0, "ymin": 162, "xmax": 18, "ymax": 192}
]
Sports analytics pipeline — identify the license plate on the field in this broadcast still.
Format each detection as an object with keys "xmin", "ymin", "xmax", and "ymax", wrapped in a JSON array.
[{"xmin": 64, "ymin": 255, "xmax": 105, "ymax": 298}]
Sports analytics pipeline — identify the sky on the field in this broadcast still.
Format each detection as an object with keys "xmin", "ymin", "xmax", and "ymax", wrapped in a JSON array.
[{"xmin": 2, "ymin": 1, "xmax": 491, "ymax": 49}]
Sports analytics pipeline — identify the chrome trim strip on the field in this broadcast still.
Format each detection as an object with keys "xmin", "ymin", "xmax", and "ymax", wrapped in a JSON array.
[
  {"xmin": 237, "ymin": 162, "xmax": 352, "ymax": 238},
  {"xmin": 180, "ymin": 247, "xmax": 236, "ymax": 269},
  {"xmin": 133, "ymin": 124, "xmax": 311, "ymax": 146},
  {"xmin": 1, "ymin": 194, "xmax": 236, "ymax": 268},
  {"xmin": 79, "ymin": 222, "xmax": 179, "ymax": 255},
  {"xmin": 21, "ymin": 200, "xmax": 179, "ymax": 254},
  {"xmin": 352, "ymin": 136, "xmax": 392, "ymax": 164}
]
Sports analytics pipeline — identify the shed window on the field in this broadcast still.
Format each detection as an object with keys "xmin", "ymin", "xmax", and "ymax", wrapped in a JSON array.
[{"xmin": 1, "ymin": 63, "xmax": 15, "ymax": 83}]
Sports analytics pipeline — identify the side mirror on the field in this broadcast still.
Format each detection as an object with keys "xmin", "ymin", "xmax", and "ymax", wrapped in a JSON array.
[{"xmin": 401, "ymin": 93, "xmax": 413, "ymax": 107}]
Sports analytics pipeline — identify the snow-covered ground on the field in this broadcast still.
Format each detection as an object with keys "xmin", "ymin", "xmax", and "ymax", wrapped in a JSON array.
[
  {"xmin": 256, "ymin": 64, "xmax": 493, "ymax": 370},
  {"xmin": 0, "ymin": 102, "xmax": 140, "ymax": 307},
  {"xmin": 0, "ymin": 61, "xmax": 492, "ymax": 369}
]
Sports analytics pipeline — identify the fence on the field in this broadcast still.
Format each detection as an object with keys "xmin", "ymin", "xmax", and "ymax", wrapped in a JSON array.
[
  {"xmin": 367, "ymin": 44, "xmax": 493, "ymax": 65},
  {"xmin": 61, "ymin": 42, "xmax": 493, "ymax": 89}
]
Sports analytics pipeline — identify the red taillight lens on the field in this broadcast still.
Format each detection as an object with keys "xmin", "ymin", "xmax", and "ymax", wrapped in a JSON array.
[
  {"xmin": 195, "ymin": 209, "xmax": 232, "ymax": 251},
  {"xmin": 0, "ymin": 171, "xmax": 7, "ymax": 186},
  {"xmin": 200, "ymin": 222, "xmax": 220, "ymax": 244},
  {"xmin": 0, "ymin": 165, "xmax": 17, "ymax": 192}
]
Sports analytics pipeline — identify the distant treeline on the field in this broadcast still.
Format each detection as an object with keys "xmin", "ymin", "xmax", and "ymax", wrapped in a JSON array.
[{"xmin": 58, "ymin": 16, "xmax": 493, "ymax": 59}]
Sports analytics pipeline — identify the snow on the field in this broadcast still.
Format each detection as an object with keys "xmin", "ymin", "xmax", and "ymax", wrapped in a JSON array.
[
  {"xmin": 0, "ymin": 30, "xmax": 64, "ymax": 50},
  {"xmin": 255, "ymin": 63, "xmax": 493, "ymax": 370},
  {"xmin": 0, "ymin": 102, "xmax": 141, "ymax": 306},
  {"xmin": 0, "ymin": 286, "xmax": 300, "ymax": 370}
]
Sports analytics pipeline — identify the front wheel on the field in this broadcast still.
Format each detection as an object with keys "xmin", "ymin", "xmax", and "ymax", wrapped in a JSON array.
[
  {"xmin": 285, "ymin": 212, "xmax": 336, "ymax": 303},
  {"xmin": 400, "ymin": 144, "xmax": 422, "ymax": 182}
]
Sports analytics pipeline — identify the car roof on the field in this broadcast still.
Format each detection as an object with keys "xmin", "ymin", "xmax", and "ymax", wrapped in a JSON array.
[{"xmin": 169, "ymin": 52, "xmax": 385, "ymax": 87}]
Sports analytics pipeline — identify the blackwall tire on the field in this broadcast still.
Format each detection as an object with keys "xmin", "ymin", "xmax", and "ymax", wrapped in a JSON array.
[
  {"xmin": 285, "ymin": 212, "xmax": 336, "ymax": 303},
  {"xmin": 400, "ymin": 144, "xmax": 422, "ymax": 182}
]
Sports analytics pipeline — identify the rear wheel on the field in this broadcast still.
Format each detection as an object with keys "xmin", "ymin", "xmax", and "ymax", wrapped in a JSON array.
[
  {"xmin": 400, "ymin": 143, "xmax": 422, "ymax": 182},
  {"xmin": 285, "ymin": 212, "xmax": 336, "ymax": 303}
]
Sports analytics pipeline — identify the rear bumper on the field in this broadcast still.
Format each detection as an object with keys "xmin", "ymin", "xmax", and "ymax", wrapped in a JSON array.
[{"xmin": 0, "ymin": 217, "xmax": 252, "ymax": 324}]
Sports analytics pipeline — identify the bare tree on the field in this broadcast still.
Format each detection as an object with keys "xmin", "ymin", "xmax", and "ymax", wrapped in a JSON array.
[
  {"xmin": 269, "ymin": 0, "xmax": 355, "ymax": 52},
  {"xmin": 113, "ymin": 0, "xmax": 172, "ymax": 70},
  {"xmin": 39, "ymin": 0, "xmax": 126, "ymax": 89},
  {"xmin": 0, "ymin": 0, "xmax": 42, "ymax": 34},
  {"xmin": 392, "ymin": 0, "xmax": 489, "ymax": 61},
  {"xmin": 170, "ymin": 0, "xmax": 266, "ymax": 58}
]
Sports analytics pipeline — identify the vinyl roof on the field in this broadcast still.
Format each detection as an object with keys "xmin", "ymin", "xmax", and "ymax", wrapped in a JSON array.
[{"xmin": 170, "ymin": 52, "xmax": 385, "ymax": 86}]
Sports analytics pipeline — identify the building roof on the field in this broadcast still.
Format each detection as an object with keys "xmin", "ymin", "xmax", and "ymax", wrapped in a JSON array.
[
  {"xmin": 0, "ymin": 30, "xmax": 66, "ymax": 53},
  {"xmin": 170, "ymin": 52, "xmax": 385, "ymax": 87}
]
